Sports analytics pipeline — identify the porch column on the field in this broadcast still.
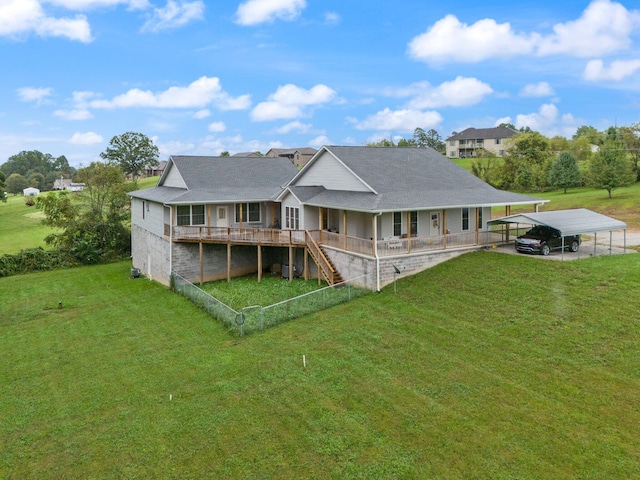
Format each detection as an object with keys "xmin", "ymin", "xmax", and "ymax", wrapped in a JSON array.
[
  {"xmin": 443, "ymin": 210, "xmax": 447, "ymax": 249},
  {"xmin": 239, "ymin": 203, "xmax": 243, "ymax": 228},
  {"xmin": 288, "ymin": 246, "xmax": 293, "ymax": 282},
  {"xmin": 343, "ymin": 211, "xmax": 347, "ymax": 250},
  {"xmin": 227, "ymin": 243, "xmax": 231, "ymax": 282},
  {"xmin": 406, "ymin": 211, "xmax": 411, "ymax": 253},
  {"xmin": 371, "ymin": 214, "xmax": 376, "ymax": 257},
  {"xmin": 257, "ymin": 245, "xmax": 262, "ymax": 282},
  {"xmin": 199, "ymin": 241, "xmax": 203, "ymax": 285},
  {"xmin": 304, "ymin": 248, "xmax": 309, "ymax": 281},
  {"xmin": 319, "ymin": 208, "xmax": 324, "ymax": 231}
]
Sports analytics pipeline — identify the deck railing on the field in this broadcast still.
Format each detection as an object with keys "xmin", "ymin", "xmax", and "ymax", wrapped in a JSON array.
[{"xmin": 172, "ymin": 225, "xmax": 512, "ymax": 256}]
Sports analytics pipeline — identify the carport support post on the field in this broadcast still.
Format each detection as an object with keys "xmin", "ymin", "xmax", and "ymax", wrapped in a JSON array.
[{"xmin": 594, "ymin": 232, "xmax": 597, "ymax": 257}]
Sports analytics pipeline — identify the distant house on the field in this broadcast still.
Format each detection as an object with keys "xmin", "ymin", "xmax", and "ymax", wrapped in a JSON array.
[
  {"xmin": 232, "ymin": 151, "xmax": 263, "ymax": 158},
  {"xmin": 265, "ymin": 148, "xmax": 317, "ymax": 168},
  {"xmin": 53, "ymin": 178, "xmax": 72, "ymax": 190},
  {"xmin": 145, "ymin": 161, "xmax": 167, "ymax": 177},
  {"xmin": 23, "ymin": 187, "xmax": 40, "ymax": 196},
  {"xmin": 128, "ymin": 146, "xmax": 544, "ymax": 290},
  {"xmin": 53, "ymin": 178, "xmax": 84, "ymax": 191},
  {"xmin": 446, "ymin": 127, "xmax": 518, "ymax": 158}
]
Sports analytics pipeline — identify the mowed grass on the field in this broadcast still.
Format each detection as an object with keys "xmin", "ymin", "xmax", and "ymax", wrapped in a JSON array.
[
  {"xmin": 0, "ymin": 194, "xmax": 58, "ymax": 254},
  {"xmin": 2, "ymin": 254, "xmax": 640, "ymax": 478}
]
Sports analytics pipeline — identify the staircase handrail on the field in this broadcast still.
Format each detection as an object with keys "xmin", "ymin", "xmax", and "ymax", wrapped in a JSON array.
[{"xmin": 305, "ymin": 231, "xmax": 335, "ymax": 285}]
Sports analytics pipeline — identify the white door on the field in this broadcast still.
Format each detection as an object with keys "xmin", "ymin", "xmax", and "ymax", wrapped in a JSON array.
[
  {"xmin": 429, "ymin": 212, "xmax": 441, "ymax": 236},
  {"xmin": 217, "ymin": 206, "xmax": 228, "ymax": 228}
]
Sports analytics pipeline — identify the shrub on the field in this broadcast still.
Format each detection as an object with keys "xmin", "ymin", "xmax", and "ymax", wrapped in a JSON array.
[
  {"xmin": 24, "ymin": 197, "xmax": 35, "ymax": 207},
  {"xmin": 0, "ymin": 248, "xmax": 78, "ymax": 278}
]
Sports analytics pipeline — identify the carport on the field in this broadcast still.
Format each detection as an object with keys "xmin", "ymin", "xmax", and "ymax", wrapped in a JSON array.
[{"xmin": 488, "ymin": 208, "xmax": 628, "ymax": 259}]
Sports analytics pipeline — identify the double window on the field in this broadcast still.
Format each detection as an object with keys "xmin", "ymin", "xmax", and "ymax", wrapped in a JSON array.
[
  {"xmin": 177, "ymin": 205, "xmax": 205, "ymax": 226},
  {"xmin": 285, "ymin": 206, "xmax": 300, "ymax": 230},
  {"xmin": 235, "ymin": 202, "xmax": 260, "ymax": 223}
]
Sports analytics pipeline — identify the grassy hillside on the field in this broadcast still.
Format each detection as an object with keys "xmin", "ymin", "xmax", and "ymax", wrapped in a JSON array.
[
  {"xmin": 0, "ymin": 194, "xmax": 57, "ymax": 254},
  {"xmin": 2, "ymin": 255, "xmax": 639, "ymax": 478}
]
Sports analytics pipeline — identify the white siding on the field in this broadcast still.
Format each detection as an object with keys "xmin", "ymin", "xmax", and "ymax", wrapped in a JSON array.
[
  {"xmin": 280, "ymin": 192, "xmax": 304, "ymax": 230},
  {"xmin": 161, "ymin": 163, "xmax": 187, "ymax": 188},
  {"xmin": 131, "ymin": 198, "xmax": 165, "ymax": 237},
  {"xmin": 295, "ymin": 151, "xmax": 372, "ymax": 192}
]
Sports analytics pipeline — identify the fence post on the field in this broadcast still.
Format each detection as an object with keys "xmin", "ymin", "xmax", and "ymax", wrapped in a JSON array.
[{"xmin": 260, "ymin": 308, "xmax": 264, "ymax": 331}]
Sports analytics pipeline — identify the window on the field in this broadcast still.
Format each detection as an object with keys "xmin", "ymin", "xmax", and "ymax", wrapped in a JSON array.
[
  {"xmin": 462, "ymin": 208, "xmax": 469, "ymax": 231},
  {"xmin": 410, "ymin": 211, "xmax": 418, "ymax": 236},
  {"xmin": 393, "ymin": 212, "xmax": 402, "ymax": 237},
  {"xmin": 478, "ymin": 208, "xmax": 483, "ymax": 229},
  {"xmin": 449, "ymin": 140, "xmax": 456, "ymax": 146},
  {"xmin": 177, "ymin": 205, "xmax": 205, "ymax": 226},
  {"xmin": 321, "ymin": 208, "xmax": 329, "ymax": 230},
  {"xmin": 450, "ymin": 151, "xmax": 456, "ymax": 157},
  {"xmin": 499, "ymin": 150, "xmax": 505, "ymax": 156},
  {"xmin": 235, "ymin": 202, "xmax": 260, "ymax": 223},
  {"xmin": 495, "ymin": 138, "xmax": 502, "ymax": 145},
  {"xmin": 285, "ymin": 206, "xmax": 300, "ymax": 229},
  {"xmin": 459, "ymin": 139, "xmax": 467, "ymax": 145}
]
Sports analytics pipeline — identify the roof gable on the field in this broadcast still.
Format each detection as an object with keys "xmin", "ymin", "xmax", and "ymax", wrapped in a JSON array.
[
  {"xmin": 291, "ymin": 148, "xmax": 374, "ymax": 193},
  {"xmin": 446, "ymin": 127, "xmax": 518, "ymax": 141}
]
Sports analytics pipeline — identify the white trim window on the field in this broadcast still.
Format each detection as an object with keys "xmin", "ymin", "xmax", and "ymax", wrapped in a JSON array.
[
  {"xmin": 235, "ymin": 202, "xmax": 260, "ymax": 223},
  {"xmin": 177, "ymin": 204, "xmax": 205, "ymax": 226},
  {"xmin": 393, "ymin": 212, "xmax": 402, "ymax": 237},
  {"xmin": 462, "ymin": 207, "xmax": 470, "ymax": 231},
  {"xmin": 478, "ymin": 208, "xmax": 483, "ymax": 229},
  {"xmin": 285, "ymin": 206, "xmax": 300, "ymax": 229}
]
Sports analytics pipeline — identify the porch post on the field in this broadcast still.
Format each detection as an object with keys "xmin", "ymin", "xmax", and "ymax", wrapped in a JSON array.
[
  {"xmin": 319, "ymin": 208, "xmax": 323, "ymax": 231},
  {"xmin": 257, "ymin": 245, "xmax": 262, "ymax": 282},
  {"xmin": 343, "ymin": 211, "xmax": 347, "ymax": 250},
  {"xmin": 288, "ymin": 246, "xmax": 293, "ymax": 282},
  {"xmin": 304, "ymin": 248, "xmax": 309, "ymax": 281},
  {"xmin": 239, "ymin": 203, "xmax": 243, "ymax": 228},
  {"xmin": 199, "ymin": 241, "xmax": 203, "ymax": 285},
  {"xmin": 227, "ymin": 243, "xmax": 231, "ymax": 282},
  {"xmin": 371, "ymin": 214, "xmax": 376, "ymax": 257},
  {"xmin": 443, "ymin": 210, "xmax": 447, "ymax": 249}
]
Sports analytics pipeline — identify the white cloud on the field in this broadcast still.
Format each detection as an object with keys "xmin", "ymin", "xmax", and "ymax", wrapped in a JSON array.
[
  {"xmin": 408, "ymin": 0, "xmax": 640, "ymax": 64},
  {"xmin": 309, "ymin": 135, "xmax": 330, "ymax": 147},
  {"xmin": 89, "ymin": 76, "xmax": 251, "ymax": 110},
  {"xmin": 0, "ymin": 0, "xmax": 92, "ymax": 42},
  {"xmin": 17, "ymin": 86, "xmax": 53, "ymax": 102},
  {"xmin": 494, "ymin": 116, "xmax": 512, "ymax": 127},
  {"xmin": 354, "ymin": 108, "xmax": 443, "ymax": 132},
  {"xmin": 54, "ymin": 108, "xmax": 93, "ymax": 120},
  {"xmin": 46, "ymin": 0, "xmax": 150, "ymax": 9},
  {"xmin": 251, "ymin": 84, "xmax": 336, "ymax": 121},
  {"xmin": 275, "ymin": 121, "xmax": 312, "ymax": 134},
  {"xmin": 141, "ymin": 0, "xmax": 204, "ymax": 32},
  {"xmin": 408, "ymin": 14, "xmax": 535, "ymax": 64},
  {"xmin": 208, "ymin": 121, "xmax": 226, "ymax": 132},
  {"xmin": 520, "ymin": 81, "xmax": 554, "ymax": 97},
  {"xmin": 536, "ymin": 0, "xmax": 640, "ymax": 57},
  {"xmin": 69, "ymin": 131, "xmax": 103, "ymax": 144},
  {"xmin": 235, "ymin": 0, "xmax": 306, "ymax": 26},
  {"xmin": 323, "ymin": 12, "xmax": 340, "ymax": 25},
  {"xmin": 193, "ymin": 109, "xmax": 210, "ymax": 119},
  {"xmin": 583, "ymin": 59, "xmax": 640, "ymax": 81},
  {"xmin": 390, "ymin": 77, "xmax": 493, "ymax": 109},
  {"xmin": 515, "ymin": 103, "xmax": 579, "ymax": 137}
]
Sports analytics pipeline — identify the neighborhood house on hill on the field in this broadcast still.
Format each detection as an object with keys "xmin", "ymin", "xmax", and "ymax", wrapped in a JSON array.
[
  {"xmin": 446, "ymin": 127, "xmax": 518, "ymax": 158},
  {"xmin": 129, "ymin": 146, "xmax": 544, "ymax": 291},
  {"xmin": 53, "ymin": 178, "xmax": 85, "ymax": 191},
  {"xmin": 23, "ymin": 187, "xmax": 40, "ymax": 196},
  {"xmin": 265, "ymin": 147, "xmax": 317, "ymax": 169}
]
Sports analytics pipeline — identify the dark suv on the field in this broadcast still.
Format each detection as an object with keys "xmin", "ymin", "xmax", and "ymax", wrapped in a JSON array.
[{"xmin": 515, "ymin": 225, "xmax": 580, "ymax": 256}]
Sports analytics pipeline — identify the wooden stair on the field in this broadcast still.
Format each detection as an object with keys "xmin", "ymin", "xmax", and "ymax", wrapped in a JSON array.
[{"xmin": 305, "ymin": 231, "xmax": 343, "ymax": 286}]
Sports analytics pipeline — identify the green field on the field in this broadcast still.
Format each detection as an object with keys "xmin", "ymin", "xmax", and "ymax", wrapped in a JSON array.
[
  {"xmin": 0, "ymin": 194, "xmax": 58, "ymax": 254},
  {"xmin": 2, "ymin": 255, "xmax": 640, "ymax": 478}
]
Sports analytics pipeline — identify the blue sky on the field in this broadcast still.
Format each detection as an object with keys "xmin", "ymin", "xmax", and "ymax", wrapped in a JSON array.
[{"xmin": 2, "ymin": 0, "xmax": 640, "ymax": 167}]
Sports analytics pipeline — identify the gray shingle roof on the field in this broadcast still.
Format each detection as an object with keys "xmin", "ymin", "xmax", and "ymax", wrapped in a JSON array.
[
  {"xmin": 293, "ymin": 146, "xmax": 542, "ymax": 211},
  {"xmin": 129, "ymin": 155, "xmax": 298, "ymax": 204},
  {"xmin": 446, "ymin": 127, "xmax": 518, "ymax": 141}
]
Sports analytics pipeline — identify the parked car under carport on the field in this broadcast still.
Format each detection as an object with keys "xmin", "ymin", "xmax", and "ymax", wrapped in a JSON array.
[
  {"xmin": 487, "ymin": 208, "xmax": 628, "ymax": 259},
  {"xmin": 514, "ymin": 225, "xmax": 580, "ymax": 256}
]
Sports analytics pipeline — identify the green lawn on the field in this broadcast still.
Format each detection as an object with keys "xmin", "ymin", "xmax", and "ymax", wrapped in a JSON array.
[
  {"xmin": 0, "ymin": 194, "xmax": 58, "ymax": 254},
  {"xmin": 2, "ymin": 255, "xmax": 640, "ymax": 478}
]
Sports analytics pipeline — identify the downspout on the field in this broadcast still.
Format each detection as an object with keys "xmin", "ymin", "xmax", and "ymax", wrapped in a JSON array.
[
  {"xmin": 375, "ymin": 213, "xmax": 380, "ymax": 292},
  {"xmin": 168, "ymin": 204, "xmax": 173, "ymax": 282}
]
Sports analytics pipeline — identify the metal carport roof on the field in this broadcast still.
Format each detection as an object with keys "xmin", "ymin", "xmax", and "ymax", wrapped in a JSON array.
[{"xmin": 487, "ymin": 208, "xmax": 627, "ymax": 237}]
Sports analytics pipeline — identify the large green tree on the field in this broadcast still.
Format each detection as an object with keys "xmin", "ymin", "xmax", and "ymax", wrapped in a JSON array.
[
  {"xmin": 498, "ymin": 131, "xmax": 552, "ymax": 191},
  {"xmin": 413, "ymin": 127, "xmax": 445, "ymax": 153},
  {"xmin": 6, "ymin": 173, "xmax": 28, "ymax": 195},
  {"xmin": 100, "ymin": 132, "xmax": 160, "ymax": 178},
  {"xmin": 0, "ymin": 151, "xmax": 75, "ymax": 190},
  {"xmin": 588, "ymin": 141, "xmax": 635, "ymax": 198},
  {"xmin": 36, "ymin": 163, "xmax": 134, "ymax": 263},
  {"xmin": 573, "ymin": 125, "xmax": 602, "ymax": 145},
  {"xmin": 548, "ymin": 152, "xmax": 581, "ymax": 193},
  {"xmin": 0, "ymin": 171, "xmax": 6, "ymax": 202}
]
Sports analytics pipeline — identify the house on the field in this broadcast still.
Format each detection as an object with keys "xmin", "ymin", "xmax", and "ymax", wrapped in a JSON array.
[
  {"xmin": 128, "ymin": 146, "xmax": 544, "ymax": 291},
  {"xmin": 145, "ymin": 160, "xmax": 167, "ymax": 177},
  {"xmin": 53, "ymin": 178, "xmax": 85, "ymax": 191},
  {"xmin": 23, "ymin": 187, "xmax": 40, "ymax": 196},
  {"xmin": 446, "ymin": 127, "xmax": 518, "ymax": 158},
  {"xmin": 265, "ymin": 148, "xmax": 317, "ymax": 168}
]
